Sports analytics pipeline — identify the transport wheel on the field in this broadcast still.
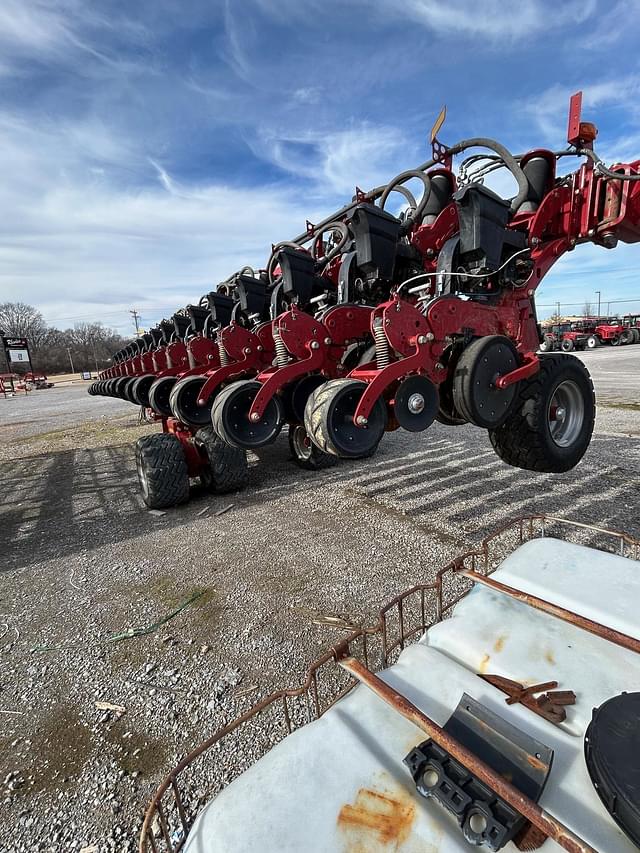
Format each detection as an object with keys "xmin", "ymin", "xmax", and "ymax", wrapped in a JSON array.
[
  {"xmin": 561, "ymin": 339, "xmax": 574, "ymax": 352},
  {"xmin": 586, "ymin": 335, "xmax": 599, "ymax": 349},
  {"xmin": 194, "ymin": 426, "xmax": 248, "ymax": 493},
  {"xmin": 148, "ymin": 376, "xmax": 178, "ymax": 417},
  {"xmin": 169, "ymin": 376, "xmax": 212, "ymax": 428},
  {"xmin": 135, "ymin": 433, "xmax": 190, "ymax": 509},
  {"xmin": 130, "ymin": 374, "xmax": 156, "ymax": 407},
  {"xmin": 288, "ymin": 424, "xmax": 336, "ymax": 470},
  {"xmin": 620, "ymin": 329, "xmax": 634, "ymax": 345},
  {"xmin": 539, "ymin": 335, "xmax": 554, "ymax": 352},
  {"xmin": 488, "ymin": 354, "xmax": 595, "ymax": 473},
  {"xmin": 453, "ymin": 336, "xmax": 519, "ymax": 429},
  {"xmin": 211, "ymin": 380, "xmax": 285, "ymax": 449},
  {"xmin": 304, "ymin": 378, "xmax": 386, "ymax": 458}
]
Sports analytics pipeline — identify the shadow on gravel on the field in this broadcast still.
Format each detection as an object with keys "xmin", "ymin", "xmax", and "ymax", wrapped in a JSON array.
[{"xmin": 2, "ymin": 425, "xmax": 639, "ymax": 573}]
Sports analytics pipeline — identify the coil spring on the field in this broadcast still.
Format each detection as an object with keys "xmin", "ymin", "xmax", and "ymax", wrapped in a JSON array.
[
  {"xmin": 373, "ymin": 318, "xmax": 390, "ymax": 369},
  {"xmin": 218, "ymin": 341, "xmax": 229, "ymax": 366},
  {"xmin": 274, "ymin": 329, "xmax": 290, "ymax": 367}
]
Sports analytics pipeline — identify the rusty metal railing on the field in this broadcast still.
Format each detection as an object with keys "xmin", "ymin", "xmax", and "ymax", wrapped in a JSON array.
[{"xmin": 139, "ymin": 514, "xmax": 640, "ymax": 852}]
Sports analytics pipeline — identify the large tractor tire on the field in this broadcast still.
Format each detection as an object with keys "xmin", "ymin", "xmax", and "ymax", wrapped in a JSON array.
[
  {"xmin": 488, "ymin": 354, "xmax": 595, "ymax": 473},
  {"xmin": 194, "ymin": 426, "xmax": 248, "ymax": 493},
  {"xmin": 135, "ymin": 433, "xmax": 190, "ymax": 509},
  {"xmin": 620, "ymin": 329, "xmax": 634, "ymax": 345},
  {"xmin": 539, "ymin": 335, "xmax": 554, "ymax": 352},
  {"xmin": 561, "ymin": 338, "xmax": 574, "ymax": 352},
  {"xmin": 585, "ymin": 335, "xmax": 600, "ymax": 349}
]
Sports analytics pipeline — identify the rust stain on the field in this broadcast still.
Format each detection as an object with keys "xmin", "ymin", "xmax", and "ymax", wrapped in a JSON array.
[
  {"xmin": 479, "ymin": 653, "xmax": 490, "ymax": 674},
  {"xmin": 493, "ymin": 635, "xmax": 507, "ymax": 653},
  {"xmin": 526, "ymin": 754, "xmax": 548, "ymax": 772},
  {"xmin": 544, "ymin": 649, "xmax": 555, "ymax": 665},
  {"xmin": 338, "ymin": 787, "xmax": 416, "ymax": 848}
]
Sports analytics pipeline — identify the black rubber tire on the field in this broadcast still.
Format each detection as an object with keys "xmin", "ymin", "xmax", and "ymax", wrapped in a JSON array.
[
  {"xmin": 135, "ymin": 433, "xmax": 190, "ymax": 509},
  {"xmin": 488, "ymin": 354, "xmax": 595, "ymax": 473},
  {"xmin": 211, "ymin": 379, "xmax": 285, "ymax": 449},
  {"xmin": 304, "ymin": 378, "xmax": 386, "ymax": 459},
  {"xmin": 194, "ymin": 426, "xmax": 248, "ymax": 493},
  {"xmin": 620, "ymin": 329, "xmax": 634, "ymax": 345},
  {"xmin": 586, "ymin": 335, "xmax": 599, "ymax": 349},
  {"xmin": 610, "ymin": 336, "xmax": 620, "ymax": 347},
  {"xmin": 148, "ymin": 376, "xmax": 177, "ymax": 417},
  {"xmin": 169, "ymin": 376, "xmax": 212, "ymax": 428},
  {"xmin": 121, "ymin": 377, "xmax": 139, "ymax": 403},
  {"xmin": 288, "ymin": 424, "xmax": 337, "ymax": 470},
  {"xmin": 539, "ymin": 335, "xmax": 554, "ymax": 353},
  {"xmin": 632, "ymin": 329, "xmax": 640, "ymax": 344},
  {"xmin": 561, "ymin": 338, "xmax": 574, "ymax": 352},
  {"xmin": 453, "ymin": 336, "xmax": 518, "ymax": 429},
  {"xmin": 130, "ymin": 374, "xmax": 156, "ymax": 407}
]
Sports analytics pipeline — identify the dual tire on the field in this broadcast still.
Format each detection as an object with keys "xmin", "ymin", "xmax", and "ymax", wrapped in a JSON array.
[{"xmin": 488, "ymin": 353, "xmax": 595, "ymax": 473}]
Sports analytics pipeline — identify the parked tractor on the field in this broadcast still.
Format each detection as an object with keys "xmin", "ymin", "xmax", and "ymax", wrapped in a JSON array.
[{"xmin": 90, "ymin": 92, "xmax": 640, "ymax": 508}]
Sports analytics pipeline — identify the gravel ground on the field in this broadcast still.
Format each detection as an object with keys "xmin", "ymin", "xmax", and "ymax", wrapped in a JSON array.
[{"xmin": 1, "ymin": 349, "xmax": 639, "ymax": 853}]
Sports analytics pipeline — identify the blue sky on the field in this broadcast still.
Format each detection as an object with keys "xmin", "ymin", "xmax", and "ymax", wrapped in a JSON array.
[{"xmin": 1, "ymin": 0, "xmax": 640, "ymax": 334}]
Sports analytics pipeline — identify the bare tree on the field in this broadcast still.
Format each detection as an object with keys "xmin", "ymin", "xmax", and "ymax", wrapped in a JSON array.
[
  {"xmin": 0, "ymin": 302, "xmax": 47, "ymax": 349},
  {"xmin": 582, "ymin": 301, "xmax": 593, "ymax": 317}
]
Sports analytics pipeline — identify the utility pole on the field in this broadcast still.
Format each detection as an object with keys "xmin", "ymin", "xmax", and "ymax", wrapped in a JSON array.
[
  {"xmin": 130, "ymin": 309, "xmax": 141, "ymax": 336},
  {"xmin": 556, "ymin": 301, "xmax": 561, "ymax": 319},
  {"xmin": 595, "ymin": 290, "xmax": 601, "ymax": 318},
  {"xmin": 67, "ymin": 347, "xmax": 75, "ymax": 375}
]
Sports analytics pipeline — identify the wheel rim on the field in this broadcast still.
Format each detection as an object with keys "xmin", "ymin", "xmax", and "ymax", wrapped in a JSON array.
[
  {"xmin": 136, "ymin": 455, "xmax": 150, "ymax": 500},
  {"xmin": 291, "ymin": 425, "xmax": 313, "ymax": 461},
  {"xmin": 548, "ymin": 380, "xmax": 585, "ymax": 448},
  {"xmin": 218, "ymin": 381, "xmax": 284, "ymax": 448}
]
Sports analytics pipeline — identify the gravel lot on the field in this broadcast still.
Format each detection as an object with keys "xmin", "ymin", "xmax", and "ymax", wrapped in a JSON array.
[{"xmin": 1, "ymin": 348, "xmax": 639, "ymax": 853}]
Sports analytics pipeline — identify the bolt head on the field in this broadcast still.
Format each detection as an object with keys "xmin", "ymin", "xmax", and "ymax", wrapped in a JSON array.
[
  {"xmin": 250, "ymin": 412, "xmax": 261, "ymax": 422},
  {"xmin": 356, "ymin": 415, "xmax": 368, "ymax": 426},
  {"xmin": 310, "ymin": 340, "xmax": 320, "ymax": 349},
  {"xmin": 407, "ymin": 393, "xmax": 425, "ymax": 414},
  {"xmin": 244, "ymin": 347, "xmax": 251, "ymax": 354},
  {"xmin": 426, "ymin": 332, "xmax": 434, "ymax": 341},
  {"xmin": 435, "ymin": 362, "xmax": 445, "ymax": 370},
  {"xmin": 324, "ymin": 337, "xmax": 332, "ymax": 345},
  {"xmin": 417, "ymin": 335, "xmax": 427, "ymax": 345}
]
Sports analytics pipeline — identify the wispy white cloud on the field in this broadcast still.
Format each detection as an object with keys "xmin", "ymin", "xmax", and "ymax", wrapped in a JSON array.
[{"xmin": 374, "ymin": 0, "xmax": 597, "ymax": 40}]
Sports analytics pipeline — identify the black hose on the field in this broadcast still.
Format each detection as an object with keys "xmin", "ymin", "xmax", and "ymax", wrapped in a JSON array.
[
  {"xmin": 379, "ymin": 170, "xmax": 432, "ymax": 224},
  {"xmin": 577, "ymin": 148, "xmax": 640, "ymax": 181}
]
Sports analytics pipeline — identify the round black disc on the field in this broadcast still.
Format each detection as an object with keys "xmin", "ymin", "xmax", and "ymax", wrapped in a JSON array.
[
  {"xmin": 453, "ymin": 336, "xmax": 518, "ymax": 429},
  {"xmin": 148, "ymin": 376, "xmax": 177, "ymax": 417},
  {"xmin": 585, "ymin": 692, "xmax": 640, "ymax": 847},
  {"xmin": 170, "ymin": 376, "xmax": 211, "ymax": 426},
  {"xmin": 394, "ymin": 374, "xmax": 439, "ymax": 432},
  {"xmin": 216, "ymin": 380, "xmax": 284, "ymax": 449},
  {"xmin": 326, "ymin": 380, "xmax": 386, "ymax": 458},
  {"xmin": 113, "ymin": 377, "xmax": 130, "ymax": 398}
]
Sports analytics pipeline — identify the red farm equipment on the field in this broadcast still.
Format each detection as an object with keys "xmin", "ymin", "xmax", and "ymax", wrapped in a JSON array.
[{"xmin": 90, "ymin": 92, "xmax": 640, "ymax": 509}]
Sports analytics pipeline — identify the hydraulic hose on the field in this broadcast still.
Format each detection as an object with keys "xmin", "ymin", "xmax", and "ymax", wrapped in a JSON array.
[
  {"xmin": 379, "ymin": 169, "xmax": 432, "ymax": 225},
  {"xmin": 577, "ymin": 148, "xmax": 640, "ymax": 181}
]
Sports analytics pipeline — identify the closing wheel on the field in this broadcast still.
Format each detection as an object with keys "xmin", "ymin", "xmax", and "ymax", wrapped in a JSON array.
[
  {"xmin": 453, "ymin": 336, "xmax": 519, "ymax": 429},
  {"xmin": 194, "ymin": 426, "xmax": 248, "ymax": 493},
  {"xmin": 135, "ymin": 433, "xmax": 190, "ymax": 509},
  {"xmin": 393, "ymin": 375, "xmax": 438, "ymax": 432},
  {"xmin": 148, "ymin": 376, "xmax": 178, "ymax": 417},
  {"xmin": 288, "ymin": 424, "xmax": 337, "ymax": 470},
  {"xmin": 304, "ymin": 378, "xmax": 386, "ymax": 459},
  {"xmin": 287, "ymin": 374, "xmax": 326, "ymax": 423},
  {"xmin": 112, "ymin": 377, "xmax": 129, "ymax": 398},
  {"xmin": 211, "ymin": 379, "xmax": 285, "ymax": 449},
  {"xmin": 122, "ymin": 377, "xmax": 140, "ymax": 403},
  {"xmin": 489, "ymin": 353, "xmax": 595, "ymax": 473},
  {"xmin": 169, "ymin": 376, "xmax": 212, "ymax": 427},
  {"xmin": 130, "ymin": 374, "xmax": 156, "ymax": 407}
]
